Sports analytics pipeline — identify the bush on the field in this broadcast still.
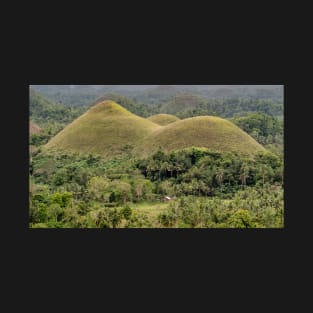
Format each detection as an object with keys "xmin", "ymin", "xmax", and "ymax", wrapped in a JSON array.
[{"xmin": 227, "ymin": 209, "xmax": 256, "ymax": 228}]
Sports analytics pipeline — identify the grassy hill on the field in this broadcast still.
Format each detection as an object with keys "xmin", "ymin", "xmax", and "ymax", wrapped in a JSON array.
[
  {"xmin": 147, "ymin": 114, "xmax": 180, "ymax": 125},
  {"xmin": 45, "ymin": 100, "xmax": 265, "ymax": 159},
  {"xmin": 45, "ymin": 100, "xmax": 160, "ymax": 158},
  {"xmin": 135, "ymin": 116, "xmax": 265, "ymax": 157}
]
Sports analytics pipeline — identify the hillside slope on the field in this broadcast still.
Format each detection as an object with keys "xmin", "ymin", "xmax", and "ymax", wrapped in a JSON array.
[
  {"xmin": 135, "ymin": 116, "xmax": 265, "ymax": 157},
  {"xmin": 45, "ymin": 100, "xmax": 160, "ymax": 158}
]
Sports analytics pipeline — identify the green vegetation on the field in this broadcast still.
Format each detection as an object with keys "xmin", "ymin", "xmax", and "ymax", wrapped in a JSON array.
[
  {"xmin": 147, "ymin": 114, "xmax": 180, "ymax": 125},
  {"xmin": 231, "ymin": 112, "xmax": 283, "ymax": 157},
  {"xmin": 174, "ymin": 97, "xmax": 283, "ymax": 119},
  {"xmin": 30, "ymin": 88, "xmax": 86, "ymax": 127},
  {"xmin": 29, "ymin": 88, "xmax": 87, "ymax": 146},
  {"xmin": 31, "ymin": 85, "xmax": 283, "ymax": 119},
  {"xmin": 160, "ymin": 93, "xmax": 204, "ymax": 114},
  {"xmin": 29, "ymin": 147, "xmax": 283, "ymax": 228},
  {"xmin": 30, "ymin": 85, "xmax": 103, "ymax": 107},
  {"xmin": 157, "ymin": 188, "xmax": 283, "ymax": 228}
]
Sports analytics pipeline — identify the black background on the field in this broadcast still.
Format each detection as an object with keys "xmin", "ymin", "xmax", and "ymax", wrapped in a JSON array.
[{"xmin": 4, "ymin": 4, "xmax": 310, "ymax": 311}]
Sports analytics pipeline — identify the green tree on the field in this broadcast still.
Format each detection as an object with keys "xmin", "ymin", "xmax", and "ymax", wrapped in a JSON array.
[
  {"xmin": 215, "ymin": 168, "xmax": 225, "ymax": 187},
  {"xmin": 108, "ymin": 208, "xmax": 122, "ymax": 228},
  {"xmin": 132, "ymin": 179, "xmax": 146, "ymax": 201},
  {"xmin": 46, "ymin": 203, "xmax": 63, "ymax": 223},
  {"xmin": 110, "ymin": 181, "xmax": 132, "ymax": 204},
  {"xmin": 228, "ymin": 209, "xmax": 256, "ymax": 228},
  {"xmin": 256, "ymin": 164, "xmax": 272, "ymax": 186},
  {"xmin": 121, "ymin": 205, "xmax": 132, "ymax": 220},
  {"xmin": 87, "ymin": 176, "xmax": 110, "ymax": 201},
  {"xmin": 51, "ymin": 191, "xmax": 73, "ymax": 208},
  {"xmin": 239, "ymin": 164, "xmax": 249, "ymax": 188},
  {"xmin": 160, "ymin": 180, "xmax": 173, "ymax": 196}
]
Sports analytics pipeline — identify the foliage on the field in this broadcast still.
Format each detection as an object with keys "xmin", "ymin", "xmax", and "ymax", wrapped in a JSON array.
[
  {"xmin": 157, "ymin": 186, "xmax": 283, "ymax": 228},
  {"xmin": 30, "ymin": 88, "xmax": 86, "ymax": 128},
  {"xmin": 232, "ymin": 113, "xmax": 283, "ymax": 156},
  {"xmin": 136, "ymin": 148, "xmax": 282, "ymax": 194},
  {"xmin": 30, "ymin": 147, "xmax": 283, "ymax": 228}
]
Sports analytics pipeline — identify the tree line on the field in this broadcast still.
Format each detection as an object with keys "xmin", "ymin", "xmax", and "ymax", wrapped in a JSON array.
[{"xmin": 29, "ymin": 147, "xmax": 283, "ymax": 228}]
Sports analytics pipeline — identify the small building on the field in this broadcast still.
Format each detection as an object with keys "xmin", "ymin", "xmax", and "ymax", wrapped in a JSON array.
[{"xmin": 163, "ymin": 196, "xmax": 172, "ymax": 202}]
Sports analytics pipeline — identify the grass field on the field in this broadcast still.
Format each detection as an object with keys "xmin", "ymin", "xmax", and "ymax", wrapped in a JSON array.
[
  {"xmin": 130, "ymin": 198, "xmax": 232, "ymax": 227},
  {"xmin": 131, "ymin": 202, "xmax": 169, "ymax": 218}
]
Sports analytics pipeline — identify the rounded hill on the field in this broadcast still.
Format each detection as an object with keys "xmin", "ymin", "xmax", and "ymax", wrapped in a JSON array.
[
  {"xmin": 134, "ymin": 116, "xmax": 265, "ymax": 157},
  {"xmin": 45, "ymin": 100, "xmax": 160, "ymax": 158},
  {"xmin": 147, "ymin": 114, "xmax": 180, "ymax": 126}
]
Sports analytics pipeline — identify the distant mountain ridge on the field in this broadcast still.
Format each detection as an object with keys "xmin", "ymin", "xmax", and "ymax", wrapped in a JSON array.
[{"xmin": 31, "ymin": 85, "xmax": 283, "ymax": 108}]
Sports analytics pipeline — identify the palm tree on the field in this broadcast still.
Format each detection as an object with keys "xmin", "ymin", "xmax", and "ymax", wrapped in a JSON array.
[
  {"xmin": 198, "ymin": 180, "xmax": 209, "ymax": 196},
  {"xmin": 161, "ymin": 162, "xmax": 169, "ymax": 179},
  {"xmin": 146, "ymin": 164, "xmax": 153, "ymax": 178},
  {"xmin": 167, "ymin": 162, "xmax": 174, "ymax": 177},
  {"xmin": 239, "ymin": 164, "xmax": 249, "ymax": 188},
  {"xmin": 175, "ymin": 162, "xmax": 183, "ymax": 177},
  {"xmin": 259, "ymin": 164, "xmax": 268, "ymax": 186},
  {"xmin": 215, "ymin": 168, "xmax": 224, "ymax": 187},
  {"xmin": 147, "ymin": 160, "xmax": 158, "ymax": 180}
]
